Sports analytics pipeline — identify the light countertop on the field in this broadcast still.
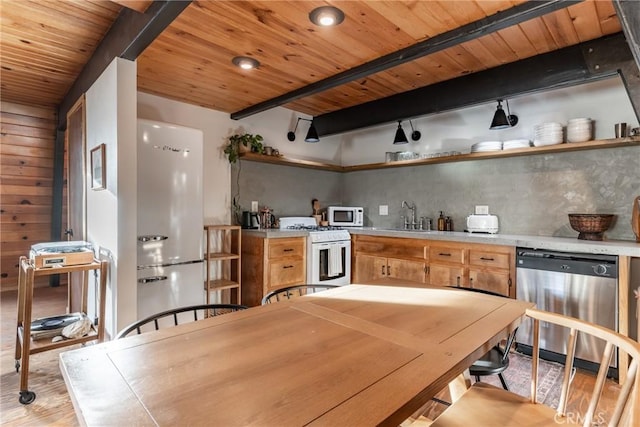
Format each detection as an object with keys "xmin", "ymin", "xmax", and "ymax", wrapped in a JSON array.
[{"xmin": 241, "ymin": 227, "xmax": 640, "ymax": 257}]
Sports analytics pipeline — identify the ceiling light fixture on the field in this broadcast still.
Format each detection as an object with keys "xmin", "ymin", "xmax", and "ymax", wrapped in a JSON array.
[
  {"xmin": 393, "ymin": 120, "xmax": 408, "ymax": 145},
  {"xmin": 232, "ymin": 56, "xmax": 260, "ymax": 70},
  {"xmin": 409, "ymin": 120, "xmax": 421, "ymax": 141},
  {"xmin": 287, "ymin": 117, "xmax": 319, "ymax": 143},
  {"xmin": 490, "ymin": 99, "xmax": 518, "ymax": 129},
  {"xmin": 309, "ymin": 6, "xmax": 345, "ymax": 27}
]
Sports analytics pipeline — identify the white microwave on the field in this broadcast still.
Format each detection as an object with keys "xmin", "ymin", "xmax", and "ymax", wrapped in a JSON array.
[{"xmin": 328, "ymin": 206, "xmax": 364, "ymax": 227}]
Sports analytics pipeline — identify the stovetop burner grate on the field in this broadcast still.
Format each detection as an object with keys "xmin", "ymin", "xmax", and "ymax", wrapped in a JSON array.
[{"xmin": 285, "ymin": 225, "xmax": 344, "ymax": 231}]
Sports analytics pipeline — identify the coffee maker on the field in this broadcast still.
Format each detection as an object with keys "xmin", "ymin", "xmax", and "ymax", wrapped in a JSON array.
[{"xmin": 241, "ymin": 211, "xmax": 260, "ymax": 229}]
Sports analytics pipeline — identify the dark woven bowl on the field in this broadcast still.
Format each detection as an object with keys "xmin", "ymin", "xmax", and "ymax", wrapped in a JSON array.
[{"xmin": 568, "ymin": 214, "xmax": 614, "ymax": 240}]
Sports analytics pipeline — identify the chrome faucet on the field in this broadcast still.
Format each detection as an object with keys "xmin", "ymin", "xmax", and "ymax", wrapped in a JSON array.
[{"xmin": 401, "ymin": 201, "xmax": 417, "ymax": 229}]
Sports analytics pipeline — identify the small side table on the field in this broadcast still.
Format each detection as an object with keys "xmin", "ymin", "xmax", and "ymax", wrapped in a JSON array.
[{"xmin": 14, "ymin": 256, "xmax": 108, "ymax": 404}]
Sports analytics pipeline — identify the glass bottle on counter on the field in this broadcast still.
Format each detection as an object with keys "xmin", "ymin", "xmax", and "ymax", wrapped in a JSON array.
[
  {"xmin": 445, "ymin": 216, "xmax": 453, "ymax": 231},
  {"xmin": 437, "ymin": 211, "xmax": 446, "ymax": 231}
]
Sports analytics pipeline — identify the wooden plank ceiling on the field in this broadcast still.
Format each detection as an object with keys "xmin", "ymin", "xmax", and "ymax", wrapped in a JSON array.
[{"xmin": 0, "ymin": 0, "xmax": 622, "ymax": 118}]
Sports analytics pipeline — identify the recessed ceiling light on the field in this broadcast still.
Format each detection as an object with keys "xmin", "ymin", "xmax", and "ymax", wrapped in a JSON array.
[
  {"xmin": 309, "ymin": 6, "xmax": 345, "ymax": 27},
  {"xmin": 232, "ymin": 56, "xmax": 260, "ymax": 70}
]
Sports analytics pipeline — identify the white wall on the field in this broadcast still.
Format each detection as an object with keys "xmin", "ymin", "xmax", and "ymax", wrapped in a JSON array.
[
  {"xmin": 137, "ymin": 94, "xmax": 341, "ymax": 224},
  {"xmin": 338, "ymin": 77, "xmax": 637, "ymax": 165},
  {"xmin": 85, "ymin": 58, "xmax": 137, "ymax": 336}
]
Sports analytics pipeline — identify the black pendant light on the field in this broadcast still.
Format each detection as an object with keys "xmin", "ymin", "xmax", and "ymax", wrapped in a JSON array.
[
  {"xmin": 393, "ymin": 120, "xmax": 408, "ymax": 144},
  {"xmin": 287, "ymin": 117, "xmax": 319, "ymax": 143},
  {"xmin": 304, "ymin": 121, "xmax": 319, "ymax": 143},
  {"xmin": 490, "ymin": 99, "xmax": 518, "ymax": 129}
]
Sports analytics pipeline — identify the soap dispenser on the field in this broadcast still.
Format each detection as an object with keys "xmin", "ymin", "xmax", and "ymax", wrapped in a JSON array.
[{"xmin": 437, "ymin": 211, "xmax": 445, "ymax": 231}]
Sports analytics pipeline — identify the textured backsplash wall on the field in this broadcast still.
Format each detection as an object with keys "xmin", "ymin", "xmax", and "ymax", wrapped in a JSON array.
[
  {"xmin": 232, "ymin": 146, "xmax": 639, "ymax": 240},
  {"xmin": 232, "ymin": 161, "xmax": 342, "ymax": 221}
]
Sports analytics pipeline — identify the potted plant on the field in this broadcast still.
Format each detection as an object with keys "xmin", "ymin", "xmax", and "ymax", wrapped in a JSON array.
[{"xmin": 224, "ymin": 133, "xmax": 264, "ymax": 163}]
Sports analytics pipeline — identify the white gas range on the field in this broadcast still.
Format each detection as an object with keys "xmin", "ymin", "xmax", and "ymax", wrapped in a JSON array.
[{"xmin": 279, "ymin": 217, "xmax": 351, "ymax": 286}]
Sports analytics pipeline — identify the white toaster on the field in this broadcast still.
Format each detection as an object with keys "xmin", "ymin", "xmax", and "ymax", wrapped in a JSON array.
[{"xmin": 466, "ymin": 214, "xmax": 499, "ymax": 234}]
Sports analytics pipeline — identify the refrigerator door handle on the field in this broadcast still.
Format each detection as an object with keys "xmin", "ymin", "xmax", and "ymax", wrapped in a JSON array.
[
  {"xmin": 138, "ymin": 276, "xmax": 168, "ymax": 284},
  {"xmin": 138, "ymin": 235, "xmax": 169, "ymax": 242}
]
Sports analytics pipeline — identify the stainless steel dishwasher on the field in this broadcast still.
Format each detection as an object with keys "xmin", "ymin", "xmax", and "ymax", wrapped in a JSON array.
[{"xmin": 515, "ymin": 248, "xmax": 618, "ymax": 372}]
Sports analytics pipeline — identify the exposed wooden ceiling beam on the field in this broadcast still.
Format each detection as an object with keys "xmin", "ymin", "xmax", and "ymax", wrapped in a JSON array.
[
  {"xmin": 56, "ymin": 0, "xmax": 191, "ymax": 129},
  {"xmin": 313, "ymin": 33, "xmax": 636, "ymax": 136},
  {"xmin": 230, "ymin": 0, "xmax": 582, "ymax": 120},
  {"xmin": 613, "ymin": 0, "xmax": 640, "ymax": 71}
]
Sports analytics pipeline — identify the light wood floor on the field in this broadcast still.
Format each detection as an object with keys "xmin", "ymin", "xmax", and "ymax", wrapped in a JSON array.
[
  {"xmin": 0, "ymin": 286, "xmax": 623, "ymax": 426},
  {"xmin": 1, "ymin": 286, "xmax": 79, "ymax": 426}
]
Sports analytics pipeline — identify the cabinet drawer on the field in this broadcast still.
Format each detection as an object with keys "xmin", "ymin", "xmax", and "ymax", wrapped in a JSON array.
[
  {"xmin": 354, "ymin": 236, "xmax": 425, "ymax": 259},
  {"xmin": 268, "ymin": 238, "xmax": 305, "ymax": 259},
  {"xmin": 267, "ymin": 259, "xmax": 305, "ymax": 288},
  {"xmin": 429, "ymin": 246, "xmax": 465, "ymax": 264},
  {"xmin": 469, "ymin": 250, "xmax": 510, "ymax": 269}
]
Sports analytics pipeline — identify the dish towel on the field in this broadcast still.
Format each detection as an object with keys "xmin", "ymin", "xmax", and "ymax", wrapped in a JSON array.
[{"xmin": 328, "ymin": 244, "xmax": 343, "ymax": 277}]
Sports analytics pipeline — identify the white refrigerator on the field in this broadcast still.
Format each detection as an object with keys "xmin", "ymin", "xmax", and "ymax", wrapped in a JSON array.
[{"xmin": 137, "ymin": 119, "xmax": 204, "ymax": 320}]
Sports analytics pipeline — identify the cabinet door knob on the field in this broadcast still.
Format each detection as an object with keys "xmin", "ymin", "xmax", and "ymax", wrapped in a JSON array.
[
  {"xmin": 381, "ymin": 265, "xmax": 386, "ymax": 275},
  {"xmin": 283, "ymin": 265, "xmax": 294, "ymax": 269},
  {"xmin": 387, "ymin": 265, "xmax": 390, "ymax": 275},
  {"xmin": 283, "ymin": 248, "xmax": 293, "ymax": 252},
  {"xmin": 439, "ymin": 252, "xmax": 451, "ymax": 257},
  {"xmin": 480, "ymin": 257, "xmax": 494, "ymax": 261}
]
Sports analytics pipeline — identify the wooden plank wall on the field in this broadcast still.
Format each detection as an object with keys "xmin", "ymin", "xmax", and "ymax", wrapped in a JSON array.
[{"xmin": 1, "ymin": 102, "xmax": 58, "ymax": 291}]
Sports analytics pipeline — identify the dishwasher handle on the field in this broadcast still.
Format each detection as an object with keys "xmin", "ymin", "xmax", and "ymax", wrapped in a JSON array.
[{"xmin": 517, "ymin": 248, "xmax": 617, "ymax": 264}]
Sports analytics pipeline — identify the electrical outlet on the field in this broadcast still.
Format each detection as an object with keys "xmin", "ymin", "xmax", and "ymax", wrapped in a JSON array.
[
  {"xmin": 379, "ymin": 205, "xmax": 388, "ymax": 216},
  {"xmin": 475, "ymin": 205, "xmax": 489, "ymax": 215},
  {"xmin": 251, "ymin": 201, "xmax": 259, "ymax": 212}
]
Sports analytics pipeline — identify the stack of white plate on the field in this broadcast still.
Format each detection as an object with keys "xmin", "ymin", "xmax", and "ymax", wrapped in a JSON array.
[
  {"xmin": 471, "ymin": 141, "xmax": 502, "ymax": 153},
  {"xmin": 533, "ymin": 122, "xmax": 564, "ymax": 146},
  {"xmin": 566, "ymin": 118, "xmax": 593, "ymax": 143},
  {"xmin": 503, "ymin": 139, "xmax": 531, "ymax": 150}
]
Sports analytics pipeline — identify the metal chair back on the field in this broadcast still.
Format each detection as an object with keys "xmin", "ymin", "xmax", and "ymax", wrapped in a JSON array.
[
  {"xmin": 261, "ymin": 284, "xmax": 340, "ymax": 305},
  {"xmin": 116, "ymin": 303, "xmax": 247, "ymax": 339}
]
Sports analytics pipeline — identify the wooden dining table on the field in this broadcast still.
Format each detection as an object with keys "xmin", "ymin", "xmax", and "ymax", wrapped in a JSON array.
[{"xmin": 60, "ymin": 284, "xmax": 533, "ymax": 426}]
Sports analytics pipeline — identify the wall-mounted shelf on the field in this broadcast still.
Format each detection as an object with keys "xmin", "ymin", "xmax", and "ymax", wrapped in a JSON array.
[
  {"xmin": 239, "ymin": 137, "xmax": 640, "ymax": 172},
  {"xmin": 239, "ymin": 152, "xmax": 343, "ymax": 172}
]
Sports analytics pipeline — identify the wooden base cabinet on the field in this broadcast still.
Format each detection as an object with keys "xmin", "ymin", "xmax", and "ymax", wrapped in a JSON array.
[
  {"xmin": 352, "ymin": 235, "xmax": 427, "ymax": 286},
  {"xmin": 355, "ymin": 254, "xmax": 427, "ymax": 284},
  {"xmin": 428, "ymin": 244, "xmax": 467, "ymax": 287},
  {"xmin": 241, "ymin": 235, "xmax": 306, "ymax": 307},
  {"xmin": 467, "ymin": 247, "xmax": 514, "ymax": 296},
  {"xmin": 429, "ymin": 242, "xmax": 514, "ymax": 296},
  {"xmin": 353, "ymin": 235, "xmax": 515, "ymax": 297}
]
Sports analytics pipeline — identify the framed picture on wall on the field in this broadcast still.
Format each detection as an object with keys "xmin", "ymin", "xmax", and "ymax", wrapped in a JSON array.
[{"xmin": 90, "ymin": 144, "xmax": 106, "ymax": 190}]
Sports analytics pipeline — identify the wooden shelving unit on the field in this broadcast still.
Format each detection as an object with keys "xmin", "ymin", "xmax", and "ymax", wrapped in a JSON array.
[
  {"xmin": 204, "ymin": 225, "xmax": 241, "ymax": 305},
  {"xmin": 14, "ymin": 256, "xmax": 107, "ymax": 404},
  {"xmin": 239, "ymin": 137, "xmax": 640, "ymax": 172}
]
